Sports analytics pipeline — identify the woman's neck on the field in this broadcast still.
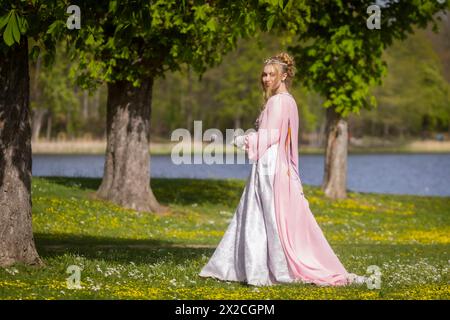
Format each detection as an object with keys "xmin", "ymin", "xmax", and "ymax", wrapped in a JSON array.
[{"xmin": 275, "ymin": 83, "xmax": 289, "ymax": 94}]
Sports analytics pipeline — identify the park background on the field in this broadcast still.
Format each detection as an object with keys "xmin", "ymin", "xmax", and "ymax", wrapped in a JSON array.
[
  {"xmin": 0, "ymin": 1, "xmax": 449, "ymax": 300},
  {"xmin": 31, "ymin": 23, "xmax": 450, "ymax": 153}
]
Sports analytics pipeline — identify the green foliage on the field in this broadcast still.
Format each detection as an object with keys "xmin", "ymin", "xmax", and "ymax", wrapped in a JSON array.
[
  {"xmin": 363, "ymin": 28, "xmax": 450, "ymax": 135},
  {"xmin": 31, "ymin": 42, "xmax": 80, "ymax": 137},
  {"xmin": 63, "ymin": 0, "xmax": 309, "ymax": 90},
  {"xmin": 0, "ymin": 0, "xmax": 67, "ymax": 63},
  {"xmin": 1, "ymin": 10, "xmax": 27, "ymax": 46},
  {"xmin": 289, "ymin": 0, "xmax": 449, "ymax": 118},
  {"xmin": 151, "ymin": 32, "xmax": 320, "ymax": 136},
  {"xmin": 29, "ymin": 39, "xmax": 108, "ymax": 140}
]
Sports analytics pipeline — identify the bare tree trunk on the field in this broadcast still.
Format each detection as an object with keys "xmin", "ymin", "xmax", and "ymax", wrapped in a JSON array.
[
  {"xmin": 82, "ymin": 90, "xmax": 89, "ymax": 120},
  {"xmin": 66, "ymin": 109, "xmax": 72, "ymax": 139},
  {"xmin": 46, "ymin": 114, "xmax": 52, "ymax": 140},
  {"xmin": 234, "ymin": 117, "xmax": 241, "ymax": 130},
  {"xmin": 94, "ymin": 89, "xmax": 100, "ymax": 115},
  {"xmin": 31, "ymin": 109, "xmax": 46, "ymax": 142},
  {"xmin": 322, "ymin": 107, "xmax": 348, "ymax": 199},
  {"xmin": 96, "ymin": 78, "xmax": 168, "ymax": 213},
  {"xmin": 0, "ymin": 38, "xmax": 42, "ymax": 266},
  {"xmin": 30, "ymin": 52, "xmax": 45, "ymax": 142},
  {"xmin": 383, "ymin": 122, "xmax": 390, "ymax": 138},
  {"xmin": 185, "ymin": 69, "xmax": 193, "ymax": 133},
  {"xmin": 317, "ymin": 119, "xmax": 326, "ymax": 147}
]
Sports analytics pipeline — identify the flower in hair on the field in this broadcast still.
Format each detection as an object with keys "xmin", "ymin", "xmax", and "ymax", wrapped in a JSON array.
[{"xmin": 264, "ymin": 58, "xmax": 288, "ymax": 66}]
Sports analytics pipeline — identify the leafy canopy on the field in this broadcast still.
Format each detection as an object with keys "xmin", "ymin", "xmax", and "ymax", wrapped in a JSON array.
[{"xmin": 289, "ymin": 0, "xmax": 449, "ymax": 118}]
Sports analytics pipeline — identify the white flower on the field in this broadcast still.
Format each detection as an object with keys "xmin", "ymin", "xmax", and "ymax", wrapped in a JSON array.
[
  {"xmin": 91, "ymin": 284, "xmax": 101, "ymax": 291},
  {"xmin": 170, "ymin": 278, "xmax": 177, "ymax": 286},
  {"xmin": 5, "ymin": 268, "xmax": 19, "ymax": 275}
]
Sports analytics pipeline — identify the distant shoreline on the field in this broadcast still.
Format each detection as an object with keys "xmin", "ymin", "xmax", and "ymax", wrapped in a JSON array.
[{"xmin": 31, "ymin": 138, "xmax": 450, "ymax": 155}]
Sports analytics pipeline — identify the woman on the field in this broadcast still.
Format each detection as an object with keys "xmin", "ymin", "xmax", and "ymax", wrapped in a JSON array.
[{"xmin": 199, "ymin": 52, "xmax": 366, "ymax": 287}]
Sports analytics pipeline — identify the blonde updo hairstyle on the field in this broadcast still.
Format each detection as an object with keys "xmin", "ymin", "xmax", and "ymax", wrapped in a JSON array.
[{"xmin": 260, "ymin": 52, "xmax": 296, "ymax": 102}]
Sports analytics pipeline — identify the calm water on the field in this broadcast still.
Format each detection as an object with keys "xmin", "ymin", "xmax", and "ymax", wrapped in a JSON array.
[{"xmin": 32, "ymin": 153, "xmax": 450, "ymax": 197}]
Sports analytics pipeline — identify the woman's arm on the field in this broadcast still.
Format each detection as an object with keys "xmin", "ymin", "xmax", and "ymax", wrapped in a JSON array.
[{"xmin": 244, "ymin": 95, "xmax": 284, "ymax": 161}]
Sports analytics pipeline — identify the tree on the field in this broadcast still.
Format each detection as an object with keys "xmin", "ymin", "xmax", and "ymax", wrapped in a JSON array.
[
  {"xmin": 150, "ymin": 31, "xmax": 321, "ymax": 143},
  {"xmin": 368, "ymin": 28, "xmax": 450, "ymax": 138},
  {"xmin": 289, "ymin": 0, "xmax": 449, "ymax": 199},
  {"xmin": 60, "ymin": 0, "xmax": 309, "ymax": 213},
  {"xmin": 30, "ymin": 41, "xmax": 80, "ymax": 141},
  {"xmin": 210, "ymin": 32, "xmax": 319, "ymax": 136},
  {"xmin": 0, "ymin": 1, "xmax": 65, "ymax": 266}
]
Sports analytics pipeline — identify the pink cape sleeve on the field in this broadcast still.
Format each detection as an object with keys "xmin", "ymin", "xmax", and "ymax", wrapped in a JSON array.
[{"xmin": 244, "ymin": 95, "xmax": 283, "ymax": 161}]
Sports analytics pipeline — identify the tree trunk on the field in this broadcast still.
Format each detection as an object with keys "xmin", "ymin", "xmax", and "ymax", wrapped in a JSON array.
[
  {"xmin": 30, "ymin": 52, "xmax": 45, "ymax": 142},
  {"xmin": 383, "ymin": 122, "xmax": 390, "ymax": 138},
  {"xmin": 31, "ymin": 108, "xmax": 46, "ymax": 142},
  {"xmin": 93, "ymin": 89, "xmax": 100, "ymax": 115},
  {"xmin": 184, "ymin": 68, "xmax": 193, "ymax": 133},
  {"xmin": 96, "ymin": 78, "xmax": 168, "ymax": 213},
  {"xmin": 317, "ymin": 119, "xmax": 326, "ymax": 147},
  {"xmin": 234, "ymin": 116, "xmax": 241, "ymax": 130},
  {"xmin": 322, "ymin": 107, "xmax": 348, "ymax": 199},
  {"xmin": 82, "ymin": 90, "xmax": 89, "ymax": 120},
  {"xmin": 0, "ymin": 38, "xmax": 42, "ymax": 266},
  {"xmin": 46, "ymin": 114, "xmax": 52, "ymax": 140}
]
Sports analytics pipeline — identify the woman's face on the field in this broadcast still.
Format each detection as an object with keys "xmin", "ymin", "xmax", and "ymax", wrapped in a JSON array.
[{"xmin": 261, "ymin": 64, "xmax": 285, "ymax": 92}]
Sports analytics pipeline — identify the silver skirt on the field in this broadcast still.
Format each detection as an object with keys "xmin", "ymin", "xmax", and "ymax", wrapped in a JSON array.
[{"xmin": 199, "ymin": 143, "xmax": 295, "ymax": 286}]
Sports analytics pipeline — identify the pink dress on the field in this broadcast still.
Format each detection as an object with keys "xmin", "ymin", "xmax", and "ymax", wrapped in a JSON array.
[{"xmin": 199, "ymin": 92, "xmax": 365, "ymax": 286}]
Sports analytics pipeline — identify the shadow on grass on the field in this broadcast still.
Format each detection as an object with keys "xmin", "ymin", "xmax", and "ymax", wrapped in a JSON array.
[
  {"xmin": 35, "ymin": 230, "xmax": 450, "ymax": 266},
  {"xmin": 39, "ymin": 176, "xmax": 245, "ymax": 206},
  {"xmin": 35, "ymin": 232, "xmax": 215, "ymax": 264},
  {"xmin": 38, "ymin": 176, "xmax": 102, "ymax": 191}
]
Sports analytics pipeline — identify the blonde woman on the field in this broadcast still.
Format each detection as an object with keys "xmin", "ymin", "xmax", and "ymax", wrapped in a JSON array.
[{"xmin": 199, "ymin": 52, "xmax": 366, "ymax": 287}]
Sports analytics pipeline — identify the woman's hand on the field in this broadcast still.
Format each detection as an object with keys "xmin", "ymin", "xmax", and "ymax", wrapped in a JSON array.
[{"xmin": 232, "ymin": 134, "xmax": 246, "ymax": 150}]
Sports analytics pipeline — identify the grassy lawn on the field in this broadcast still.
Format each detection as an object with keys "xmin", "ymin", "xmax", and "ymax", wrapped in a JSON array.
[{"xmin": 0, "ymin": 177, "xmax": 449, "ymax": 299}]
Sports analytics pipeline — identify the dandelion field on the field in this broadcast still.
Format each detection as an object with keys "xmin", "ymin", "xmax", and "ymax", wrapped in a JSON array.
[{"xmin": 0, "ymin": 177, "xmax": 449, "ymax": 299}]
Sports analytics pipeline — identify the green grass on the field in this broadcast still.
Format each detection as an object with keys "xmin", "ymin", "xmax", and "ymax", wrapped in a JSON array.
[{"xmin": 0, "ymin": 177, "xmax": 449, "ymax": 299}]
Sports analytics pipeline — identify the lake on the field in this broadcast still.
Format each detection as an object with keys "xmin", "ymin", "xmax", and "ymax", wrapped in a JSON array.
[{"xmin": 32, "ymin": 153, "xmax": 450, "ymax": 197}]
